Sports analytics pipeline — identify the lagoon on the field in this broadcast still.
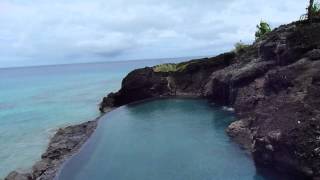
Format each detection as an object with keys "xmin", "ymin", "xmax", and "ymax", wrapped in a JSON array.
[{"xmin": 58, "ymin": 99, "xmax": 267, "ymax": 180}]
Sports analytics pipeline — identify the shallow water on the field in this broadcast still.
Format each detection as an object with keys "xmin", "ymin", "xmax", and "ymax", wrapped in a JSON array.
[
  {"xmin": 0, "ymin": 59, "xmax": 183, "ymax": 179},
  {"xmin": 58, "ymin": 99, "xmax": 269, "ymax": 180}
]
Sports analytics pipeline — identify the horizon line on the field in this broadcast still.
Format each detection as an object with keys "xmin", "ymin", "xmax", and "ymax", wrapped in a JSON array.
[{"xmin": 0, "ymin": 54, "xmax": 213, "ymax": 70}]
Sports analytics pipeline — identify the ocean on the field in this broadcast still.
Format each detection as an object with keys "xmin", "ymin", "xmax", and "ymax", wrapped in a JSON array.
[{"xmin": 0, "ymin": 58, "xmax": 184, "ymax": 179}]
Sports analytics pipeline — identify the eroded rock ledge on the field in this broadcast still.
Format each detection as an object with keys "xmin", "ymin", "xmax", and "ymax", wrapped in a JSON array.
[
  {"xmin": 100, "ymin": 21, "xmax": 320, "ymax": 179},
  {"xmin": 5, "ymin": 120, "xmax": 97, "ymax": 180}
]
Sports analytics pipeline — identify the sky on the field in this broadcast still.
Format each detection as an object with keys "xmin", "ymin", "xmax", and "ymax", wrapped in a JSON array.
[{"xmin": 0, "ymin": 0, "xmax": 308, "ymax": 67}]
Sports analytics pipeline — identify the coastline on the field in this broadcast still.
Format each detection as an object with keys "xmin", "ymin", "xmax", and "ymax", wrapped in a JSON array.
[
  {"xmin": 99, "ymin": 21, "xmax": 320, "ymax": 179},
  {"xmin": 5, "ymin": 97, "xmax": 233, "ymax": 180},
  {"xmin": 4, "ymin": 111, "xmax": 111, "ymax": 180},
  {"xmin": 4, "ymin": 96, "xmax": 203, "ymax": 180},
  {"xmin": 5, "ymin": 20, "xmax": 320, "ymax": 179},
  {"xmin": 4, "ymin": 97, "xmax": 201, "ymax": 180}
]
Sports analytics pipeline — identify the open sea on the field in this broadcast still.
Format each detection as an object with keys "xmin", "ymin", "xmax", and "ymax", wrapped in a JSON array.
[{"xmin": 0, "ymin": 58, "xmax": 184, "ymax": 179}]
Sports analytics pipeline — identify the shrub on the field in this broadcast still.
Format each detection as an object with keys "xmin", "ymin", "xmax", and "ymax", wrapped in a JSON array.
[
  {"xmin": 255, "ymin": 21, "xmax": 272, "ymax": 40},
  {"xmin": 301, "ymin": 0, "xmax": 320, "ymax": 20},
  {"xmin": 153, "ymin": 62, "xmax": 196, "ymax": 73},
  {"xmin": 234, "ymin": 41, "xmax": 249, "ymax": 54},
  {"xmin": 309, "ymin": 1, "xmax": 320, "ymax": 19},
  {"xmin": 153, "ymin": 63, "xmax": 177, "ymax": 72}
]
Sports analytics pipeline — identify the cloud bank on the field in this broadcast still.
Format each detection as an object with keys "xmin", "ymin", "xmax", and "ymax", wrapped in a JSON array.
[{"xmin": 0, "ymin": 0, "xmax": 307, "ymax": 67}]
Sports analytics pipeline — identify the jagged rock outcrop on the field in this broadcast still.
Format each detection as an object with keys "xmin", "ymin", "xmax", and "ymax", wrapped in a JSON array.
[
  {"xmin": 99, "ymin": 52, "xmax": 235, "ymax": 111},
  {"xmin": 5, "ymin": 120, "xmax": 97, "ymax": 180},
  {"xmin": 100, "ymin": 21, "xmax": 320, "ymax": 179}
]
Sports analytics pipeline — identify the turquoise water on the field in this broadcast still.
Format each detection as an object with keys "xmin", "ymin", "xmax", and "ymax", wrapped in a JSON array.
[
  {"xmin": 0, "ymin": 59, "xmax": 182, "ymax": 179},
  {"xmin": 58, "ymin": 99, "xmax": 267, "ymax": 180}
]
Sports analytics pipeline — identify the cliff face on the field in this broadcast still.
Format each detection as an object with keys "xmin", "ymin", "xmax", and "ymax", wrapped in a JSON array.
[
  {"xmin": 99, "ymin": 52, "xmax": 235, "ymax": 110},
  {"xmin": 100, "ymin": 21, "xmax": 320, "ymax": 179}
]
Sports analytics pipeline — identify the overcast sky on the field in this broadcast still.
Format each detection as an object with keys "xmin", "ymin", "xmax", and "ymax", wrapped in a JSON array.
[{"xmin": 0, "ymin": 0, "xmax": 307, "ymax": 67}]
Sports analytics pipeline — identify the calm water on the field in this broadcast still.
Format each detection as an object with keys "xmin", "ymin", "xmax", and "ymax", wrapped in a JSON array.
[
  {"xmin": 58, "ymin": 99, "xmax": 267, "ymax": 180},
  {"xmin": 0, "ymin": 59, "xmax": 183, "ymax": 179}
]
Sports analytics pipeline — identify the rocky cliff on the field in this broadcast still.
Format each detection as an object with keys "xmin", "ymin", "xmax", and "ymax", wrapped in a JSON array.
[{"xmin": 100, "ymin": 21, "xmax": 320, "ymax": 179}]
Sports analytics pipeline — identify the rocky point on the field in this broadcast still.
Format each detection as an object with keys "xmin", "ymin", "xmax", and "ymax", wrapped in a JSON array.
[{"xmin": 100, "ymin": 21, "xmax": 320, "ymax": 179}]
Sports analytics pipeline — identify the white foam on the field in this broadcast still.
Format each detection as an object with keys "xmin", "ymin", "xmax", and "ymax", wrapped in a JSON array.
[{"xmin": 222, "ymin": 106, "xmax": 235, "ymax": 112}]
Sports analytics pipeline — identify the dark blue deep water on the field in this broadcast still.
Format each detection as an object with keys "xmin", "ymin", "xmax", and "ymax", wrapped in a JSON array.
[{"xmin": 58, "ymin": 99, "xmax": 273, "ymax": 180}]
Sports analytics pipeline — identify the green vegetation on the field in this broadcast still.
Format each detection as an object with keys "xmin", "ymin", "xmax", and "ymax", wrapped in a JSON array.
[
  {"xmin": 153, "ymin": 63, "xmax": 191, "ymax": 73},
  {"xmin": 308, "ymin": 0, "xmax": 320, "ymax": 19},
  {"xmin": 153, "ymin": 63, "xmax": 177, "ymax": 72},
  {"xmin": 153, "ymin": 61, "xmax": 199, "ymax": 73},
  {"xmin": 310, "ymin": 2, "xmax": 320, "ymax": 16},
  {"xmin": 234, "ymin": 41, "xmax": 250, "ymax": 54},
  {"xmin": 301, "ymin": 0, "xmax": 320, "ymax": 20},
  {"xmin": 255, "ymin": 21, "xmax": 272, "ymax": 40}
]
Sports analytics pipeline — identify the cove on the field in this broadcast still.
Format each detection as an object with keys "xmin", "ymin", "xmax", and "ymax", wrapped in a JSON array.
[{"xmin": 58, "ymin": 99, "xmax": 273, "ymax": 180}]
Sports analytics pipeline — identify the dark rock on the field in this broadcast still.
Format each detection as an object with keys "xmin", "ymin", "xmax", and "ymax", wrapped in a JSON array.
[
  {"xmin": 98, "ymin": 21, "xmax": 320, "ymax": 179},
  {"xmin": 5, "ymin": 120, "xmax": 98, "ymax": 180},
  {"xmin": 226, "ymin": 120, "xmax": 253, "ymax": 150},
  {"xmin": 5, "ymin": 171, "xmax": 31, "ymax": 180},
  {"xmin": 99, "ymin": 53, "xmax": 236, "ymax": 112},
  {"xmin": 306, "ymin": 49, "xmax": 320, "ymax": 60}
]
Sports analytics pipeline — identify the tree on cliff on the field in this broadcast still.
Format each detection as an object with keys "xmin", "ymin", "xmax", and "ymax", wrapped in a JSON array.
[
  {"xmin": 307, "ymin": 0, "xmax": 320, "ymax": 20},
  {"xmin": 255, "ymin": 21, "xmax": 271, "ymax": 40}
]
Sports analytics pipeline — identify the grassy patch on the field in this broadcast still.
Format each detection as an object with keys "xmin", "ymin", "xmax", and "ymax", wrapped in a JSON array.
[
  {"xmin": 153, "ymin": 53, "xmax": 235, "ymax": 73},
  {"xmin": 153, "ymin": 62, "xmax": 195, "ymax": 73},
  {"xmin": 153, "ymin": 63, "xmax": 178, "ymax": 72}
]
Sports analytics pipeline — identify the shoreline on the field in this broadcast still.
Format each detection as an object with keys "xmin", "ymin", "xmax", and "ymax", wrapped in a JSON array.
[
  {"xmin": 5, "ymin": 20, "xmax": 320, "ymax": 180},
  {"xmin": 4, "ymin": 96, "xmax": 307, "ymax": 180},
  {"xmin": 5, "ymin": 114, "xmax": 105, "ymax": 180},
  {"xmin": 98, "ymin": 21, "xmax": 320, "ymax": 179},
  {"xmin": 5, "ymin": 97, "xmax": 238, "ymax": 180},
  {"xmin": 5, "ymin": 97, "xmax": 202, "ymax": 180}
]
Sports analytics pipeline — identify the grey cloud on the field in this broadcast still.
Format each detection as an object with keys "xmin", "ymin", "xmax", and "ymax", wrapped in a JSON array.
[{"xmin": 0, "ymin": 0, "xmax": 308, "ymax": 67}]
